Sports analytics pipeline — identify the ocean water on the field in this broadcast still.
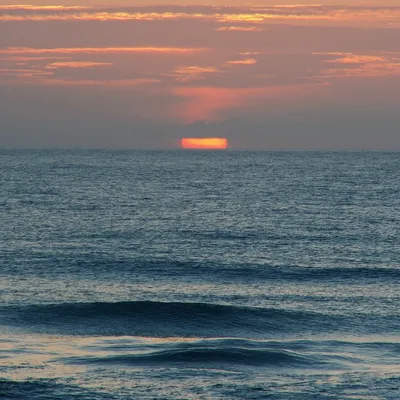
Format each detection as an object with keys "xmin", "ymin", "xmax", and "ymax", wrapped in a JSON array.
[{"xmin": 0, "ymin": 149, "xmax": 399, "ymax": 400}]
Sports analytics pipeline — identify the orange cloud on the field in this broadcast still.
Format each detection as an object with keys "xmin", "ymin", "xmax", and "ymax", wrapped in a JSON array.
[
  {"xmin": 0, "ymin": 47, "xmax": 209, "ymax": 55},
  {"xmin": 168, "ymin": 65, "xmax": 219, "ymax": 81},
  {"xmin": 0, "ymin": 9, "xmax": 340, "ymax": 23},
  {"xmin": 0, "ymin": 68, "xmax": 49, "ymax": 74},
  {"xmin": 0, "ymin": 9, "xmax": 209, "ymax": 22},
  {"xmin": 0, "ymin": 5, "xmax": 86, "ymax": 10},
  {"xmin": 40, "ymin": 78, "xmax": 160, "ymax": 86},
  {"xmin": 323, "ymin": 54, "xmax": 389, "ymax": 64},
  {"xmin": 3, "ymin": 75, "xmax": 160, "ymax": 87},
  {"xmin": 1, "ymin": 56, "xmax": 72, "ymax": 61},
  {"xmin": 317, "ymin": 52, "xmax": 400, "ymax": 78},
  {"xmin": 226, "ymin": 58, "xmax": 257, "ymax": 65},
  {"xmin": 46, "ymin": 61, "xmax": 113, "ymax": 69},
  {"xmin": 1, "ymin": 5, "xmax": 400, "ymax": 27},
  {"xmin": 0, "ymin": 68, "xmax": 54, "ymax": 79}
]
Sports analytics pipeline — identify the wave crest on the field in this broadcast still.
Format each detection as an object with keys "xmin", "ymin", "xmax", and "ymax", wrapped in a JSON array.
[{"xmin": 2, "ymin": 300, "xmax": 335, "ymax": 337}]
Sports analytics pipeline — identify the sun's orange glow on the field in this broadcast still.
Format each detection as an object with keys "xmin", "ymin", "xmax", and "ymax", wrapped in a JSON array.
[{"xmin": 181, "ymin": 137, "xmax": 228, "ymax": 149}]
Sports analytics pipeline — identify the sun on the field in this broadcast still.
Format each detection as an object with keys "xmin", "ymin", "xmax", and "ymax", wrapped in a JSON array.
[{"xmin": 181, "ymin": 137, "xmax": 228, "ymax": 149}]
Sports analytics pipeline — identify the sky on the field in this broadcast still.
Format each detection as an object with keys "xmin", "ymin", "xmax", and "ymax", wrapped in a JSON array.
[{"xmin": 0, "ymin": 1, "xmax": 399, "ymax": 149}]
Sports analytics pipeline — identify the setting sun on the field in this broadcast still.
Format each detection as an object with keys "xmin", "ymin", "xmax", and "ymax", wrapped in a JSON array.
[{"xmin": 181, "ymin": 137, "xmax": 228, "ymax": 149}]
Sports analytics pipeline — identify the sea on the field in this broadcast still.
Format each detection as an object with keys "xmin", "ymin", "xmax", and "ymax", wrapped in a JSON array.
[{"xmin": 0, "ymin": 149, "xmax": 399, "ymax": 399}]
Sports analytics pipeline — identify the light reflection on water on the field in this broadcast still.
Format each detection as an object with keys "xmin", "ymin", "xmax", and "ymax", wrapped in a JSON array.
[{"xmin": 2, "ymin": 333, "xmax": 400, "ymax": 399}]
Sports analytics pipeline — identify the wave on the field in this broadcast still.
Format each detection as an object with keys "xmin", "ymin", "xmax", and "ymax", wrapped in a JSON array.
[
  {"xmin": 71, "ymin": 346, "xmax": 326, "ymax": 369},
  {"xmin": 255, "ymin": 265, "xmax": 400, "ymax": 282},
  {"xmin": 1, "ymin": 300, "xmax": 336, "ymax": 337},
  {"xmin": 4, "ymin": 251, "xmax": 399, "ymax": 285},
  {"xmin": 0, "ymin": 379, "xmax": 111, "ymax": 400},
  {"xmin": 58, "ymin": 337, "xmax": 386, "ymax": 370},
  {"xmin": 3, "ymin": 300, "xmax": 396, "ymax": 337}
]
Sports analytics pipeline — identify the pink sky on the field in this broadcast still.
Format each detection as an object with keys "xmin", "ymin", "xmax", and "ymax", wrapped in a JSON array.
[
  {"xmin": 0, "ymin": 1, "xmax": 399, "ymax": 148},
  {"xmin": 1, "ymin": 0, "xmax": 399, "ymax": 4}
]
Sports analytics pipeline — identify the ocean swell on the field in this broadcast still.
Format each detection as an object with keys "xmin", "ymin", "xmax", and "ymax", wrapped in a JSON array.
[
  {"xmin": 69, "ymin": 346, "xmax": 326, "ymax": 369},
  {"xmin": 0, "ymin": 300, "xmax": 357, "ymax": 337}
]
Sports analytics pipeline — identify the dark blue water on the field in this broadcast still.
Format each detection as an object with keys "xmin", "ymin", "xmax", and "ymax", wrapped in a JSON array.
[{"xmin": 1, "ymin": 150, "xmax": 399, "ymax": 399}]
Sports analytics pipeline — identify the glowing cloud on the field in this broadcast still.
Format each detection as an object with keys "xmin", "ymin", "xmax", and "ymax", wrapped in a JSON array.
[
  {"xmin": 0, "ymin": 47, "xmax": 208, "ymax": 55},
  {"xmin": 0, "ymin": 5, "xmax": 86, "ymax": 10},
  {"xmin": 2, "ymin": 56, "xmax": 71, "ymax": 61},
  {"xmin": 181, "ymin": 137, "xmax": 228, "ymax": 149},
  {"xmin": 317, "ymin": 52, "xmax": 400, "ymax": 78},
  {"xmin": 226, "ymin": 58, "xmax": 257, "ymax": 65},
  {"xmin": 1, "ymin": 5, "xmax": 400, "ymax": 27},
  {"xmin": 46, "ymin": 61, "xmax": 113, "ymax": 69},
  {"xmin": 169, "ymin": 65, "xmax": 219, "ymax": 82}
]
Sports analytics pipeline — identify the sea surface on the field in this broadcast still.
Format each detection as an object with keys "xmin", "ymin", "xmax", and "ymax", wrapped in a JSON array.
[{"xmin": 0, "ymin": 149, "xmax": 399, "ymax": 399}]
